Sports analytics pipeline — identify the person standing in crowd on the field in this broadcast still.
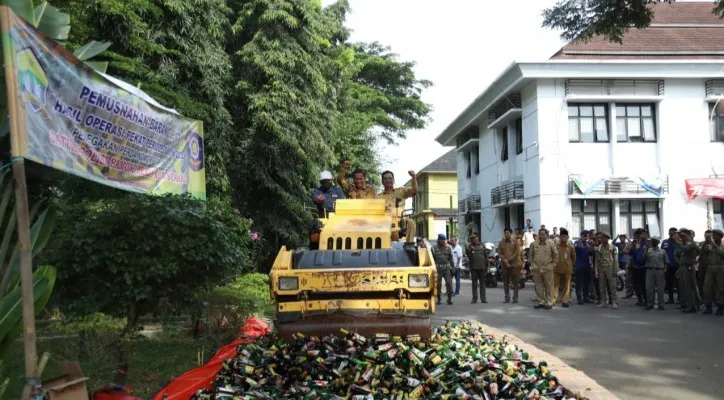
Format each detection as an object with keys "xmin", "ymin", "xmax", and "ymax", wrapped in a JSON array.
[
  {"xmin": 589, "ymin": 232, "xmax": 603, "ymax": 304},
  {"xmin": 702, "ymin": 229, "xmax": 724, "ymax": 315},
  {"xmin": 551, "ymin": 227, "xmax": 560, "ymax": 240},
  {"xmin": 524, "ymin": 218, "xmax": 533, "ymax": 231},
  {"xmin": 432, "ymin": 234, "xmax": 454, "ymax": 305},
  {"xmin": 644, "ymin": 236, "xmax": 668, "ymax": 311},
  {"xmin": 662, "ymin": 227, "xmax": 680, "ymax": 305},
  {"xmin": 613, "ymin": 233, "xmax": 633, "ymax": 299},
  {"xmin": 698, "ymin": 230, "xmax": 713, "ymax": 299},
  {"xmin": 574, "ymin": 230, "xmax": 593, "ymax": 304},
  {"xmin": 466, "ymin": 234, "xmax": 488, "ymax": 304},
  {"xmin": 498, "ymin": 228, "xmax": 522, "ymax": 304},
  {"xmin": 595, "ymin": 232, "xmax": 619, "ymax": 310},
  {"xmin": 523, "ymin": 226, "xmax": 535, "ymax": 261},
  {"xmin": 336, "ymin": 161, "xmax": 376, "ymax": 199},
  {"xmin": 450, "ymin": 236, "xmax": 463, "ymax": 296},
  {"xmin": 675, "ymin": 228, "xmax": 700, "ymax": 314},
  {"xmin": 553, "ymin": 228, "xmax": 575, "ymax": 307},
  {"xmin": 629, "ymin": 229, "xmax": 649, "ymax": 306},
  {"xmin": 530, "ymin": 228, "xmax": 558, "ymax": 310},
  {"xmin": 312, "ymin": 171, "xmax": 346, "ymax": 218}
]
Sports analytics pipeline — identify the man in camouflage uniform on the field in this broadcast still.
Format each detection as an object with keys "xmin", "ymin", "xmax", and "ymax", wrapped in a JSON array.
[
  {"xmin": 530, "ymin": 228, "xmax": 558, "ymax": 309},
  {"xmin": 675, "ymin": 228, "xmax": 700, "ymax": 313},
  {"xmin": 432, "ymin": 233, "xmax": 454, "ymax": 305},
  {"xmin": 467, "ymin": 234, "xmax": 489, "ymax": 304},
  {"xmin": 498, "ymin": 228, "xmax": 522, "ymax": 303},
  {"xmin": 698, "ymin": 230, "xmax": 713, "ymax": 299},
  {"xmin": 595, "ymin": 232, "xmax": 619, "ymax": 310},
  {"xmin": 336, "ymin": 160, "xmax": 376, "ymax": 199},
  {"xmin": 702, "ymin": 229, "xmax": 724, "ymax": 316}
]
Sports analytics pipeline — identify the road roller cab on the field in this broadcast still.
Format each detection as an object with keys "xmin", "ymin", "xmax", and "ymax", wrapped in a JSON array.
[{"xmin": 269, "ymin": 199, "xmax": 437, "ymax": 339}]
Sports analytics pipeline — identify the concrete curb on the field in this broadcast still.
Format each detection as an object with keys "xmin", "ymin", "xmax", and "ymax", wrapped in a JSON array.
[{"xmin": 476, "ymin": 322, "xmax": 620, "ymax": 400}]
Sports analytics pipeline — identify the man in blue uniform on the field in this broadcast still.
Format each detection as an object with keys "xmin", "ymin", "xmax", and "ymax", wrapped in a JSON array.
[
  {"xmin": 311, "ymin": 171, "xmax": 345, "ymax": 218},
  {"xmin": 661, "ymin": 227, "xmax": 679, "ymax": 304},
  {"xmin": 574, "ymin": 230, "xmax": 593, "ymax": 305}
]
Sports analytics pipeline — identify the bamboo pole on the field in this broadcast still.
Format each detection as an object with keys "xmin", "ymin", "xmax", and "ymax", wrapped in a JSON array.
[{"xmin": 1, "ymin": 6, "xmax": 40, "ymax": 399}]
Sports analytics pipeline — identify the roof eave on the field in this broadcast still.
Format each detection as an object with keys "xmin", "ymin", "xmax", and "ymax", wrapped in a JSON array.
[{"xmin": 434, "ymin": 62, "xmax": 525, "ymax": 146}]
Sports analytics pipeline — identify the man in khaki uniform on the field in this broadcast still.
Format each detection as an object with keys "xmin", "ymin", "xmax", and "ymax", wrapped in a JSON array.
[
  {"xmin": 553, "ymin": 228, "xmax": 576, "ymax": 307},
  {"xmin": 498, "ymin": 228, "xmax": 522, "ymax": 304},
  {"xmin": 702, "ymin": 229, "xmax": 724, "ymax": 316},
  {"xmin": 336, "ymin": 160, "xmax": 376, "ymax": 199},
  {"xmin": 595, "ymin": 232, "xmax": 619, "ymax": 309},
  {"xmin": 675, "ymin": 228, "xmax": 700, "ymax": 314},
  {"xmin": 530, "ymin": 228, "xmax": 558, "ymax": 309},
  {"xmin": 697, "ymin": 230, "xmax": 713, "ymax": 298},
  {"xmin": 466, "ymin": 234, "xmax": 488, "ymax": 304},
  {"xmin": 375, "ymin": 170, "xmax": 417, "ymax": 241}
]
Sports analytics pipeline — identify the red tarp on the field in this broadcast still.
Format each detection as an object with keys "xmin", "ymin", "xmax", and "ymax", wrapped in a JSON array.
[
  {"xmin": 150, "ymin": 317, "xmax": 270, "ymax": 400},
  {"xmin": 685, "ymin": 178, "xmax": 724, "ymax": 200}
]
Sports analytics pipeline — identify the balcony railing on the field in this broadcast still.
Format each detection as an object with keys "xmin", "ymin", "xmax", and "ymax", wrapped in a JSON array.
[
  {"xmin": 491, "ymin": 181, "xmax": 524, "ymax": 206},
  {"xmin": 568, "ymin": 175, "xmax": 669, "ymax": 196},
  {"xmin": 456, "ymin": 126, "xmax": 479, "ymax": 149},
  {"xmin": 487, "ymin": 93, "xmax": 522, "ymax": 124},
  {"xmin": 458, "ymin": 195, "xmax": 481, "ymax": 213}
]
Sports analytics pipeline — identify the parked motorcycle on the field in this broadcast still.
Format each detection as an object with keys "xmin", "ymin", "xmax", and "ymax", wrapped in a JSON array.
[{"xmin": 460, "ymin": 255, "xmax": 471, "ymax": 280}]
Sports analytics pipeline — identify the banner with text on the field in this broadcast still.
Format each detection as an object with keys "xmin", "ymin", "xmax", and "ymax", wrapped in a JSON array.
[{"xmin": 2, "ymin": 8, "xmax": 206, "ymax": 199}]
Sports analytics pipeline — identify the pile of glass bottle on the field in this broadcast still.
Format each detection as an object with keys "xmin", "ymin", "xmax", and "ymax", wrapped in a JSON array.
[{"xmin": 191, "ymin": 320, "xmax": 586, "ymax": 400}]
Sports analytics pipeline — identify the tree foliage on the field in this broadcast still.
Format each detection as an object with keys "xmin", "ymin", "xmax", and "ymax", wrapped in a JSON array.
[
  {"xmin": 47, "ymin": 194, "xmax": 252, "ymax": 325},
  {"xmin": 542, "ymin": 0, "xmax": 724, "ymax": 43}
]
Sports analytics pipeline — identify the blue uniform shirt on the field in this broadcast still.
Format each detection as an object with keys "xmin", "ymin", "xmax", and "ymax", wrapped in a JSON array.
[
  {"xmin": 311, "ymin": 186, "xmax": 345, "ymax": 217},
  {"xmin": 629, "ymin": 240, "xmax": 649, "ymax": 269},
  {"xmin": 574, "ymin": 240, "xmax": 591, "ymax": 269},
  {"xmin": 661, "ymin": 238, "xmax": 679, "ymax": 268}
]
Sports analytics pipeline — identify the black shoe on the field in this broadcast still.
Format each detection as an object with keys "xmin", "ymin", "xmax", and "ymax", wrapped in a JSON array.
[
  {"xmin": 635, "ymin": 300, "xmax": 645, "ymax": 306},
  {"xmin": 437, "ymin": 299, "xmax": 441, "ymax": 305},
  {"xmin": 715, "ymin": 306, "xmax": 724, "ymax": 316},
  {"xmin": 534, "ymin": 304, "xmax": 543, "ymax": 309},
  {"xmin": 577, "ymin": 299, "xmax": 584, "ymax": 305},
  {"xmin": 703, "ymin": 305, "xmax": 713, "ymax": 315},
  {"xmin": 682, "ymin": 307, "xmax": 697, "ymax": 314},
  {"xmin": 447, "ymin": 298, "xmax": 453, "ymax": 305},
  {"xmin": 665, "ymin": 298, "xmax": 675, "ymax": 304},
  {"xmin": 471, "ymin": 299, "xmax": 477, "ymax": 304},
  {"xmin": 481, "ymin": 299, "xmax": 488, "ymax": 304},
  {"xmin": 562, "ymin": 303, "xmax": 570, "ymax": 308},
  {"xmin": 512, "ymin": 299, "xmax": 518, "ymax": 304},
  {"xmin": 584, "ymin": 298, "xmax": 592, "ymax": 304},
  {"xmin": 544, "ymin": 305, "xmax": 553, "ymax": 310},
  {"xmin": 658, "ymin": 306, "xmax": 665, "ymax": 311},
  {"xmin": 645, "ymin": 306, "xmax": 654, "ymax": 311},
  {"xmin": 504, "ymin": 298, "xmax": 510, "ymax": 303},
  {"xmin": 623, "ymin": 294, "xmax": 634, "ymax": 300}
]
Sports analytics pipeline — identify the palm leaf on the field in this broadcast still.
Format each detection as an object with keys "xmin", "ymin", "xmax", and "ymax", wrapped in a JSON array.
[
  {"xmin": 73, "ymin": 41, "xmax": 111, "ymax": 61},
  {"xmin": 34, "ymin": 2, "xmax": 70, "ymax": 42},
  {"xmin": 83, "ymin": 60, "xmax": 109, "ymax": 73},
  {"xmin": 3, "ymin": 0, "xmax": 36, "ymax": 26}
]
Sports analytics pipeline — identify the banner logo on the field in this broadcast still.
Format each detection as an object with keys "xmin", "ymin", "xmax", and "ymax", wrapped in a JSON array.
[
  {"xmin": 16, "ymin": 47, "xmax": 47, "ymax": 113},
  {"xmin": 188, "ymin": 132, "xmax": 204, "ymax": 172}
]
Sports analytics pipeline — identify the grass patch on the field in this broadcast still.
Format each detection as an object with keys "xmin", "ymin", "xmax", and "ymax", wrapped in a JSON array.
[{"xmin": 3, "ymin": 336, "xmax": 199, "ymax": 399}]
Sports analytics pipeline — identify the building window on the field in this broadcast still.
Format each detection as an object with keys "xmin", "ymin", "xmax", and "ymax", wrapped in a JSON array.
[
  {"xmin": 616, "ymin": 104, "xmax": 656, "ymax": 142},
  {"xmin": 500, "ymin": 127, "xmax": 509, "ymax": 162},
  {"xmin": 571, "ymin": 199, "xmax": 612, "ymax": 237},
  {"xmin": 708, "ymin": 102, "xmax": 724, "ymax": 142},
  {"xmin": 465, "ymin": 151, "xmax": 471, "ymax": 178},
  {"xmin": 568, "ymin": 103, "xmax": 609, "ymax": 143},
  {"xmin": 515, "ymin": 118, "xmax": 523, "ymax": 155},
  {"xmin": 474, "ymin": 146, "xmax": 480, "ymax": 175},
  {"xmin": 619, "ymin": 200, "xmax": 660, "ymax": 237}
]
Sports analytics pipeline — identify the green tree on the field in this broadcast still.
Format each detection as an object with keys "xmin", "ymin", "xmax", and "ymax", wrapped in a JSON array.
[
  {"xmin": 542, "ymin": 0, "xmax": 724, "ymax": 43},
  {"xmin": 47, "ymin": 194, "xmax": 252, "ymax": 381}
]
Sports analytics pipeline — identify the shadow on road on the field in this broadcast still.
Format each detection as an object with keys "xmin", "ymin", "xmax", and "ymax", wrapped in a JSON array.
[{"xmin": 434, "ymin": 281, "xmax": 724, "ymax": 400}]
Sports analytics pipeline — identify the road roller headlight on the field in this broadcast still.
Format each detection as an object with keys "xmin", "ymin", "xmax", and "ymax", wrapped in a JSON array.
[
  {"xmin": 278, "ymin": 276, "xmax": 299, "ymax": 290},
  {"xmin": 408, "ymin": 274, "xmax": 429, "ymax": 288}
]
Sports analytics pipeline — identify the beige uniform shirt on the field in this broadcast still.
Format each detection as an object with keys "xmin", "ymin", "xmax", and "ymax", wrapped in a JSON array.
[
  {"xmin": 530, "ymin": 239, "xmax": 559, "ymax": 272},
  {"xmin": 376, "ymin": 187, "xmax": 415, "ymax": 216},
  {"xmin": 336, "ymin": 170, "xmax": 376, "ymax": 199}
]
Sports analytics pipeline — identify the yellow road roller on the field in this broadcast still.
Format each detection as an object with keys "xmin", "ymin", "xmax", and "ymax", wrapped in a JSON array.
[{"xmin": 269, "ymin": 199, "xmax": 437, "ymax": 340}]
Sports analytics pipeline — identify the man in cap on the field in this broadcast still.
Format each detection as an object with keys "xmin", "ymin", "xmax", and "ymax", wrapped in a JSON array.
[
  {"xmin": 530, "ymin": 228, "xmax": 558, "ymax": 309},
  {"xmin": 432, "ymin": 233, "xmax": 454, "ymax": 305},
  {"xmin": 553, "ymin": 228, "xmax": 576, "ymax": 307},
  {"xmin": 595, "ymin": 232, "xmax": 619, "ymax": 309},
  {"xmin": 702, "ymin": 229, "xmax": 724, "ymax": 316},
  {"xmin": 498, "ymin": 228, "xmax": 522, "ymax": 303},
  {"xmin": 336, "ymin": 160, "xmax": 376, "ymax": 199},
  {"xmin": 312, "ymin": 170, "xmax": 346, "ymax": 218},
  {"xmin": 644, "ymin": 236, "xmax": 668, "ymax": 310},
  {"xmin": 674, "ymin": 228, "xmax": 701, "ymax": 313},
  {"xmin": 698, "ymin": 230, "xmax": 714, "ymax": 299},
  {"xmin": 467, "ymin": 233, "xmax": 489, "ymax": 303},
  {"xmin": 628, "ymin": 229, "xmax": 649, "ymax": 306}
]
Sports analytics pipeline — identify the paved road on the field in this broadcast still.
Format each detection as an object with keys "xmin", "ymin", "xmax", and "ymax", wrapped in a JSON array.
[{"xmin": 433, "ymin": 280, "xmax": 724, "ymax": 400}]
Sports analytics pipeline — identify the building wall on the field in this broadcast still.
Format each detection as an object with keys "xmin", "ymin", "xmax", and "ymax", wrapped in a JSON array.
[
  {"xmin": 455, "ymin": 75, "xmax": 724, "ymax": 243},
  {"xmin": 428, "ymin": 174, "xmax": 458, "ymax": 209},
  {"xmin": 412, "ymin": 173, "xmax": 459, "ymax": 240}
]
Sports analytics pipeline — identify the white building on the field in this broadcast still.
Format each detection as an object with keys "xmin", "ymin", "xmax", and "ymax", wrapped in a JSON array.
[{"xmin": 435, "ymin": 2, "xmax": 724, "ymax": 243}]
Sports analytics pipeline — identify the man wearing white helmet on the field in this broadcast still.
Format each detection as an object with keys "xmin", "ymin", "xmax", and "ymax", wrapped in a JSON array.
[{"xmin": 311, "ymin": 170, "xmax": 345, "ymax": 218}]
